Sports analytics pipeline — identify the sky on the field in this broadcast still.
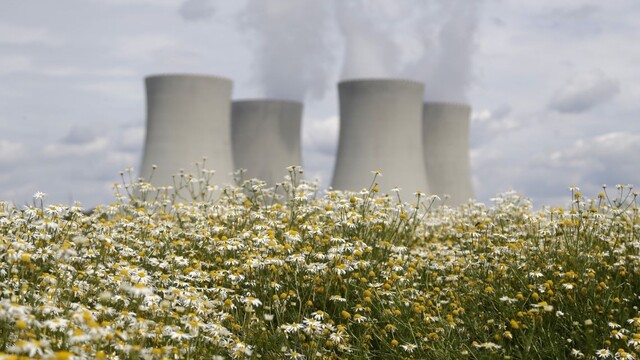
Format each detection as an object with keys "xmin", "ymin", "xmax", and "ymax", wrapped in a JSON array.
[{"xmin": 1, "ymin": 0, "xmax": 639, "ymax": 208}]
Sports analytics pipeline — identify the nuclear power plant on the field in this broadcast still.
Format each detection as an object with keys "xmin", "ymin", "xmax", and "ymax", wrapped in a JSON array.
[
  {"xmin": 139, "ymin": 74, "xmax": 235, "ymax": 188},
  {"xmin": 138, "ymin": 74, "xmax": 474, "ymax": 203},
  {"xmin": 422, "ymin": 102, "xmax": 474, "ymax": 205},
  {"xmin": 231, "ymin": 99, "xmax": 303, "ymax": 185},
  {"xmin": 331, "ymin": 79, "xmax": 431, "ymax": 194}
]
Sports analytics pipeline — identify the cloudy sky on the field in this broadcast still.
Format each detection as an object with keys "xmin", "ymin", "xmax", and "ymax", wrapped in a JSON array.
[{"xmin": 1, "ymin": 0, "xmax": 639, "ymax": 208}]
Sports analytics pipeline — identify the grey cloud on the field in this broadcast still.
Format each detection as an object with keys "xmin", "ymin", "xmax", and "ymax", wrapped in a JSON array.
[
  {"xmin": 549, "ymin": 71, "xmax": 620, "ymax": 114},
  {"xmin": 0, "ymin": 22, "xmax": 62, "ymax": 46},
  {"xmin": 302, "ymin": 116, "xmax": 339, "ymax": 188},
  {"xmin": 117, "ymin": 125, "xmax": 144, "ymax": 152},
  {"xmin": 61, "ymin": 126, "xmax": 97, "ymax": 144},
  {"xmin": 537, "ymin": 4, "xmax": 601, "ymax": 36},
  {"xmin": 532, "ymin": 132, "xmax": 640, "ymax": 201},
  {"xmin": 0, "ymin": 55, "xmax": 33, "ymax": 75},
  {"xmin": 0, "ymin": 140, "xmax": 27, "ymax": 164},
  {"xmin": 42, "ymin": 137, "xmax": 110, "ymax": 159},
  {"xmin": 178, "ymin": 0, "xmax": 215, "ymax": 22}
]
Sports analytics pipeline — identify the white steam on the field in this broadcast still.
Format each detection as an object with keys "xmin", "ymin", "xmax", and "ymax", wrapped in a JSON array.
[
  {"xmin": 423, "ymin": 0, "xmax": 480, "ymax": 102},
  {"xmin": 336, "ymin": 0, "xmax": 481, "ymax": 103},
  {"xmin": 178, "ymin": 0, "xmax": 215, "ymax": 22},
  {"xmin": 178, "ymin": 0, "xmax": 481, "ymax": 103},
  {"xmin": 239, "ymin": 0, "xmax": 334, "ymax": 101}
]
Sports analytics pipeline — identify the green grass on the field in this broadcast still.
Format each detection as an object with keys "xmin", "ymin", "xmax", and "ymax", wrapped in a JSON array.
[{"xmin": 0, "ymin": 168, "xmax": 639, "ymax": 359}]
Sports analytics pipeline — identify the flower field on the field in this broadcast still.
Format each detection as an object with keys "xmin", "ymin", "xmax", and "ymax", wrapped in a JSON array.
[{"xmin": 1, "ymin": 168, "xmax": 639, "ymax": 359}]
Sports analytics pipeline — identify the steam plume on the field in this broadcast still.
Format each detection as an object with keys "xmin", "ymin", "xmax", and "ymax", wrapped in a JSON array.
[
  {"xmin": 336, "ymin": 0, "xmax": 481, "ymax": 102},
  {"xmin": 423, "ymin": 0, "xmax": 480, "ymax": 102},
  {"xmin": 239, "ymin": 0, "xmax": 334, "ymax": 101}
]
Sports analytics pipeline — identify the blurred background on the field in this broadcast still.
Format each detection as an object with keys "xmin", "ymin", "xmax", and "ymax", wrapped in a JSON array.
[{"xmin": 1, "ymin": 0, "xmax": 639, "ymax": 207}]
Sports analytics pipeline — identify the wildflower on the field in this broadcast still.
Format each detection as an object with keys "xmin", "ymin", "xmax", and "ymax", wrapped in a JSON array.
[
  {"xmin": 125, "ymin": 283, "xmax": 154, "ymax": 297},
  {"xmin": 571, "ymin": 348, "xmax": 585, "ymax": 358},
  {"xmin": 44, "ymin": 318, "xmax": 69, "ymax": 331},
  {"xmin": 616, "ymin": 349, "xmax": 634, "ymax": 360},
  {"xmin": 473, "ymin": 342, "xmax": 502, "ymax": 350},
  {"xmin": 529, "ymin": 271, "xmax": 544, "ymax": 278},
  {"xmin": 401, "ymin": 343, "xmax": 417, "ymax": 353},
  {"xmin": 244, "ymin": 296, "xmax": 262, "ymax": 307},
  {"xmin": 353, "ymin": 314, "xmax": 367, "ymax": 323},
  {"xmin": 231, "ymin": 342, "xmax": 253, "ymax": 359},
  {"xmin": 169, "ymin": 330, "xmax": 192, "ymax": 340},
  {"xmin": 285, "ymin": 350, "xmax": 306, "ymax": 359},
  {"xmin": 281, "ymin": 322, "xmax": 304, "ymax": 334},
  {"xmin": 596, "ymin": 349, "xmax": 612, "ymax": 359},
  {"xmin": 8, "ymin": 339, "xmax": 46, "ymax": 357},
  {"xmin": 47, "ymin": 351, "xmax": 76, "ymax": 360},
  {"xmin": 311, "ymin": 310, "xmax": 326, "ymax": 320},
  {"xmin": 33, "ymin": 191, "xmax": 46, "ymax": 200},
  {"xmin": 302, "ymin": 318, "xmax": 323, "ymax": 334},
  {"xmin": 499, "ymin": 296, "xmax": 518, "ymax": 304}
]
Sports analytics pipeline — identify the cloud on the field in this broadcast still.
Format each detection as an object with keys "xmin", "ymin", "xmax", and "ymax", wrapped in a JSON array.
[
  {"xmin": 80, "ymin": 80, "xmax": 143, "ymax": 101},
  {"xmin": 37, "ymin": 66, "xmax": 136, "ymax": 78},
  {"xmin": 0, "ymin": 140, "xmax": 27, "ymax": 164},
  {"xmin": 179, "ymin": 0, "xmax": 215, "ymax": 21},
  {"xmin": 548, "ymin": 132, "xmax": 640, "ymax": 171},
  {"xmin": 97, "ymin": 0, "xmax": 177, "ymax": 6},
  {"xmin": 0, "ymin": 22, "xmax": 61, "ymax": 46},
  {"xmin": 536, "ymin": 4, "xmax": 601, "ymax": 37},
  {"xmin": 549, "ymin": 71, "xmax": 620, "ymax": 114},
  {"xmin": 0, "ymin": 55, "xmax": 33, "ymax": 75},
  {"xmin": 117, "ymin": 125, "xmax": 145, "ymax": 152},
  {"xmin": 42, "ymin": 137, "xmax": 110, "ymax": 159},
  {"xmin": 115, "ymin": 35, "xmax": 178, "ymax": 61},
  {"xmin": 302, "ymin": 116, "xmax": 339, "ymax": 186}
]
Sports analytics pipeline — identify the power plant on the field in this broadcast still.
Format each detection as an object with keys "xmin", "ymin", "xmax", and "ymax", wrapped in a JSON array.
[
  {"xmin": 138, "ymin": 74, "xmax": 474, "ymax": 203},
  {"xmin": 331, "ymin": 79, "xmax": 431, "ymax": 194},
  {"xmin": 139, "ymin": 74, "xmax": 235, "ymax": 189},
  {"xmin": 422, "ymin": 102, "xmax": 474, "ymax": 205},
  {"xmin": 231, "ymin": 99, "xmax": 303, "ymax": 185}
]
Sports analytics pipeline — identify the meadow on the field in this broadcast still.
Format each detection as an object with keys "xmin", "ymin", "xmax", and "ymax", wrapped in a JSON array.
[{"xmin": 1, "ymin": 167, "xmax": 639, "ymax": 359}]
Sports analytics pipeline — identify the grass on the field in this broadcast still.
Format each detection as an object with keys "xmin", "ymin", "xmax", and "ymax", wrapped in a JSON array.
[{"xmin": 0, "ymin": 167, "xmax": 639, "ymax": 359}]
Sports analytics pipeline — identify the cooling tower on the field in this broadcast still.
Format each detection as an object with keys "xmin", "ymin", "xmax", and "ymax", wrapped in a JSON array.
[
  {"xmin": 139, "ymin": 74, "xmax": 235, "ymax": 188},
  {"xmin": 422, "ymin": 102, "xmax": 474, "ymax": 205},
  {"xmin": 331, "ymin": 79, "xmax": 430, "ymax": 194},
  {"xmin": 231, "ymin": 99, "xmax": 303, "ymax": 185}
]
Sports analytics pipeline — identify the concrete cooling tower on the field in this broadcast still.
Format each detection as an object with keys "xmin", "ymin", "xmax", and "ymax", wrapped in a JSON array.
[
  {"xmin": 422, "ymin": 102, "xmax": 474, "ymax": 205},
  {"xmin": 139, "ymin": 74, "xmax": 235, "ymax": 188},
  {"xmin": 331, "ymin": 79, "xmax": 430, "ymax": 194},
  {"xmin": 231, "ymin": 100, "xmax": 303, "ymax": 185}
]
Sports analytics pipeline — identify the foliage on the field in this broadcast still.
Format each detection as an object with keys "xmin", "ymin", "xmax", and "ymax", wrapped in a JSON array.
[{"xmin": 1, "ymin": 168, "xmax": 639, "ymax": 359}]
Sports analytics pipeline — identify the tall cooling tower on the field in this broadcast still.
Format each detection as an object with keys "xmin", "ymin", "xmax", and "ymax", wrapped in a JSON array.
[
  {"xmin": 331, "ymin": 79, "xmax": 430, "ymax": 194},
  {"xmin": 231, "ymin": 100, "xmax": 303, "ymax": 185},
  {"xmin": 422, "ymin": 102, "xmax": 474, "ymax": 205},
  {"xmin": 139, "ymin": 74, "xmax": 235, "ymax": 187}
]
